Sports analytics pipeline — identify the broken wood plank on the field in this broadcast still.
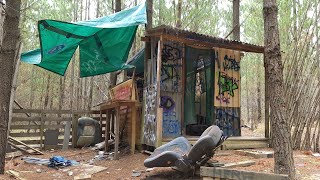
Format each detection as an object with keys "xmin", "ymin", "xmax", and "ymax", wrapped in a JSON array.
[
  {"xmin": 221, "ymin": 160, "xmax": 255, "ymax": 168},
  {"xmin": 200, "ymin": 167, "xmax": 289, "ymax": 180},
  {"xmin": 74, "ymin": 174, "xmax": 92, "ymax": 180},
  {"xmin": 6, "ymin": 170, "xmax": 26, "ymax": 180},
  {"xmin": 8, "ymin": 136, "xmax": 44, "ymax": 155},
  {"xmin": 5, "ymin": 151, "xmax": 23, "ymax": 159},
  {"xmin": 235, "ymin": 150, "xmax": 274, "ymax": 158},
  {"xmin": 8, "ymin": 141, "xmax": 32, "ymax": 155}
]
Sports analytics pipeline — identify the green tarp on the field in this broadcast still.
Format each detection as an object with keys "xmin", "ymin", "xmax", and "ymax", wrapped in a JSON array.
[
  {"xmin": 127, "ymin": 48, "xmax": 144, "ymax": 75},
  {"xmin": 21, "ymin": 2, "xmax": 146, "ymax": 77}
]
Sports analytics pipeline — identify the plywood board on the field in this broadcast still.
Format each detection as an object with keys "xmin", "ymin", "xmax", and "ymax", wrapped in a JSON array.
[{"xmin": 214, "ymin": 48, "xmax": 241, "ymax": 108}]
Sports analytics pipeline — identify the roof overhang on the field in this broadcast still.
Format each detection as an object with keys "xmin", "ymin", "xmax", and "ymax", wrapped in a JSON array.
[{"xmin": 145, "ymin": 25, "xmax": 264, "ymax": 54}]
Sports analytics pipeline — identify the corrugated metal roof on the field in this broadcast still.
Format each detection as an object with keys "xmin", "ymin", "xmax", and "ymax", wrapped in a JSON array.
[{"xmin": 146, "ymin": 25, "xmax": 264, "ymax": 53}]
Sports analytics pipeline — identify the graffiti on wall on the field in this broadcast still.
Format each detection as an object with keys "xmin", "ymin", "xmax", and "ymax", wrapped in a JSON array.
[
  {"xmin": 223, "ymin": 55, "xmax": 240, "ymax": 71},
  {"xmin": 217, "ymin": 72, "xmax": 239, "ymax": 98},
  {"xmin": 155, "ymin": 43, "xmax": 183, "ymax": 92},
  {"xmin": 161, "ymin": 95, "xmax": 181, "ymax": 137},
  {"xmin": 214, "ymin": 49, "xmax": 240, "ymax": 107},
  {"xmin": 214, "ymin": 48, "xmax": 241, "ymax": 136},
  {"xmin": 215, "ymin": 107, "xmax": 240, "ymax": 136},
  {"xmin": 143, "ymin": 84, "xmax": 157, "ymax": 146}
]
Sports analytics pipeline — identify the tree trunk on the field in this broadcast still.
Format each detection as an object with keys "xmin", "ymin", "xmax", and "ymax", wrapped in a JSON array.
[
  {"xmin": 176, "ymin": 0, "xmax": 182, "ymax": 28},
  {"xmin": 158, "ymin": 0, "xmax": 162, "ymax": 26},
  {"xmin": 115, "ymin": 0, "xmax": 121, "ymax": 13},
  {"xmin": 108, "ymin": 0, "xmax": 122, "ymax": 88},
  {"xmin": 0, "ymin": 0, "xmax": 21, "ymax": 173},
  {"xmin": 43, "ymin": 74, "xmax": 51, "ymax": 110},
  {"xmin": 257, "ymin": 60, "xmax": 262, "ymax": 124},
  {"xmin": 144, "ymin": 0, "xmax": 153, "ymax": 87},
  {"xmin": 263, "ymin": 0, "xmax": 295, "ymax": 178},
  {"xmin": 232, "ymin": 0, "xmax": 240, "ymax": 40}
]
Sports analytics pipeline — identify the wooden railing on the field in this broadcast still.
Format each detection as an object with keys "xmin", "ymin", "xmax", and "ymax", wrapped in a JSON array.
[{"xmin": 10, "ymin": 109, "xmax": 101, "ymax": 149}]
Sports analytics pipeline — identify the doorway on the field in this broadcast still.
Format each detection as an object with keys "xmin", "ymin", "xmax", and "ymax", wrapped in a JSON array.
[{"xmin": 184, "ymin": 47, "xmax": 215, "ymax": 136}]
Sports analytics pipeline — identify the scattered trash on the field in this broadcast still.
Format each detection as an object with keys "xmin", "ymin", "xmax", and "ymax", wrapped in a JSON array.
[
  {"xmin": 6, "ymin": 170, "xmax": 26, "ymax": 180},
  {"xmin": 312, "ymin": 153, "xmax": 320, "ymax": 157},
  {"xmin": 74, "ymin": 173, "xmax": 91, "ymax": 180},
  {"xmin": 48, "ymin": 156, "xmax": 79, "ymax": 168},
  {"xmin": 132, "ymin": 170, "xmax": 141, "ymax": 177},
  {"xmin": 62, "ymin": 169, "xmax": 70, "ymax": 172},
  {"xmin": 68, "ymin": 171, "xmax": 73, "ymax": 176},
  {"xmin": 22, "ymin": 156, "xmax": 79, "ymax": 169},
  {"xmin": 36, "ymin": 169, "xmax": 42, "ymax": 173},
  {"xmin": 91, "ymin": 140, "xmax": 115, "ymax": 150},
  {"xmin": 75, "ymin": 164, "xmax": 108, "ymax": 179},
  {"xmin": 22, "ymin": 157, "xmax": 50, "ymax": 165},
  {"xmin": 141, "ymin": 150, "xmax": 152, "ymax": 155},
  {"xmin": 146, "ymin": 168, "xmax": 154, "ymax": 172},
  {"xmin": 5, "ymin": 151, "xmax": 23, "ymax": 159}
]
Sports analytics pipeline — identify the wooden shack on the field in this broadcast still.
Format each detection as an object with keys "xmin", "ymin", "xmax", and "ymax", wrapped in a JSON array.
[{"xmin": 141, "ymin": 25, "xmax": 265, "ymax": 148}]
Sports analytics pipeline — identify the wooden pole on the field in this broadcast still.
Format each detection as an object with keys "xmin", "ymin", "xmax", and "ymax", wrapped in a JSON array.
[
  {"xmin": 8, "ymin": 42, "xmax": 23, "ymax": 137},
  {"xmin": 72, "ymin": 113, "xmax": 78, "ymax": 148},
  {"xmin": 155, "ymin": 39, "xmax": 163, "ymax": 147},
  {"xmin": 40, "ymin": 112, "xmax": 44, "ymax": 149}
]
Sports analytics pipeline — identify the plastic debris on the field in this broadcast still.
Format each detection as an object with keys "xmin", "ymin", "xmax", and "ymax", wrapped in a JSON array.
[
  {"xmin": 132, "ymin": 171, "xmax": 141, "ymax": 177},
  {"xmin": 48, "ymin": 156, "xmax": 79, "ymax": 168},
  {"xmin": 22, "ymin": 156, "xmax": 79, "ymax": 168}
]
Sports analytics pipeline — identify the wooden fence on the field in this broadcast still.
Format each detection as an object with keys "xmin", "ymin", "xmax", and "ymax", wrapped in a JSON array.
[{"xmin": 10, "ymin": 109, "xmax": 101, "ymax": 149}]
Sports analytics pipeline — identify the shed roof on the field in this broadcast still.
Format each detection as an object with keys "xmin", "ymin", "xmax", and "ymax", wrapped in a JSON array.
[{"xmin": 146, "ymin": 25, "xmax": 264, "ymax": 54}]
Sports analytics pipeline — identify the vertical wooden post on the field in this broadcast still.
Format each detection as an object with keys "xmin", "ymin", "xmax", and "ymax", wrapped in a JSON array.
[
  {"xmin": 40, "ymin": 112, "xmax": 44, "ymax": 149},
  {"xmin": 105, "ymin": 110, "xmax": 110, "ymax": 152},
  {"xmin": 72, "ymin": 113, "xmax": 78, "ymax": 148},
  {"xmin": 264, "ymin": 55, "xmax": 270, "ymax": 140},
  {"xmin": 155, "ymin": 39, "xmax": 163, "ymax": 147},
  {"xmin": 181, "ymin": 43, "xmax": 186, "ymax": 135},
  {"xmin": 156, "ymin": 108, "xmax": 163, "ymax": 147},
  {"xmin": 114, "ymin": 107, "xmax": 120, "ymax": 159},
  {"xmin": 131, "ymin": 104, "xmax": 137, "ymax": 154}
]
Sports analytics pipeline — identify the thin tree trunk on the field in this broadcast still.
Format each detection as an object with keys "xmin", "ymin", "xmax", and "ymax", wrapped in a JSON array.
[
  {"xmin": 263, "ymin": 0, "xmax": 295, "ymax": 178},
  {"xmin": 109, "ymin": 0, "xmax": 122, "ymax": 88},
  {"xmin": 176, "ymin": 0, "xmax": 182, "ymax": 28},
  {"xmin": 232, "ymin": 0, "xmax": 240, "ymax": 40},
  {"xmin": 245, "ymin": 62, "xmax": 251, "ymax": 128},
  {"xmin": 257, "ymin": 62, "xmax": 262, "ymax": 124},
  {"xmin": 158, "ymin": 0, "xmax": 162, "ymax": 26},
  {"xmin": 0, "ymin": 0, "xmax": 21, "ymax": 173},
  {"xmin": 44, "ymin": 74, "xmax": 51, "ymax": 110}
]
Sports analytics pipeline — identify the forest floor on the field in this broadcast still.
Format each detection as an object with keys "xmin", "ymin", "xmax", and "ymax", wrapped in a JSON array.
[{"xmin": 1, "ymin": 147, "xmax": 320, "ymax": 180}]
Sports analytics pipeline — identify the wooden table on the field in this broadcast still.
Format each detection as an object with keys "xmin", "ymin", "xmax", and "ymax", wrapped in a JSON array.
[{"xmin": 100, "ymin": 100, "xmax": 141, "ymax": 160}]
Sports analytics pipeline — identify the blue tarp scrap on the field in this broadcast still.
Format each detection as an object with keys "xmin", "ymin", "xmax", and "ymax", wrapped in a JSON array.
[{"xmin": 22, "ymin": 156, "xmax": 79, "ymax": 168}]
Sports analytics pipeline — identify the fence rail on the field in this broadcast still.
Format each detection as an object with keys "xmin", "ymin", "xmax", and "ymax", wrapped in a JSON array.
[{"xmin": 10, "ymin": 109, "xmax": 101, "ymax": 149}]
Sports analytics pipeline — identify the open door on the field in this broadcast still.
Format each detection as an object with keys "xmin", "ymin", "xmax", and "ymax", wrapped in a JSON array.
[{"xmin": 184, "ymin": 47, "xmax": 215, "ymax": 136}]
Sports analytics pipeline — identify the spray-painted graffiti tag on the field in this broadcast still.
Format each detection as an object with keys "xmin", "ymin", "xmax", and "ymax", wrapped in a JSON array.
[
  {"xmin": 215, "ymin": 108, "xmax": 240, "ymax": 136},
  {"xmin": 217, "ymin": 72, "xmax": 239, "ymax": 97},
  {"xmin": 161, "ymin": 44, "xmax": 181, "ymax": 62},
  {"xmin": 143, "ymin": 84, "xmax": 157, "ymax": 146},
  {"xmin": 157, "ymin": 43, "xmax": 183, "ymax": 92},
  {"xmin": 223, "ymin": 55, "xmax": 240, "ymax": 71},
  {"xmin": 163, "ymin": 111, "xmax": 181, "ymax": 137},
  {"xmin": 160, "ymin": 96, "xmax": 175, "ymax": 112}
]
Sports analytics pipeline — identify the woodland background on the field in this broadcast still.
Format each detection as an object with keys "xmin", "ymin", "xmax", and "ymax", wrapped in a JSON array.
[{"xmin": 15, "ymin": 0, "xmax": 320, "ymax": 151}]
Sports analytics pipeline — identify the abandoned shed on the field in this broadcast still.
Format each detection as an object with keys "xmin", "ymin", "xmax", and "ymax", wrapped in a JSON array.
[{"xmin": 140, "ymin": 25, "xmax": 265, "ymax": 148}]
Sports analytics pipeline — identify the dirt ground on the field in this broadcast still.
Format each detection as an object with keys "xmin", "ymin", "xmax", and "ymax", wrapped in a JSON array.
[{"xmin": 1, "ymin": 148, "xmax": 320, "ymax": 180}]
